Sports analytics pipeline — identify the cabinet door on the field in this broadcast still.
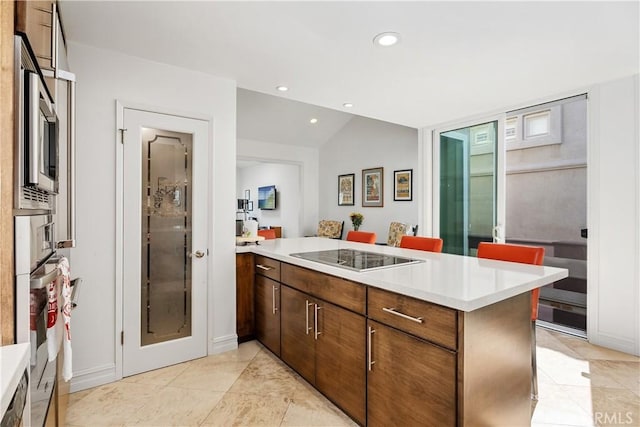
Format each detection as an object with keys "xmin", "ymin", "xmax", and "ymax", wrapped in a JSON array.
[
  {"xmin": 255, "ymin": 275, "xmax": 280, "ymax": 356},
  {"xmin": 367, "ymin": 320, "xmax": 456, "ymax": 427},
  {"xmin": 316, "ymin": 301, "xmax": 366, "ymax": 425},
  {"xmin": 280, "ymin": 285, "xmax": 315, "ymax": 383},
  {"xmin": 236, "ymin": 253, "xmax": 254, "ymax": 341},
  {"xmin": 16, "ymin": 1, "xmax": 54, "ymax": 69}
]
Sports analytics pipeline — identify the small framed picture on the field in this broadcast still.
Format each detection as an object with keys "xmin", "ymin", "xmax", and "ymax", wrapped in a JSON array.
[
  {"xmin": 338, "ymin": 173, "xmax": 355, "ymax": 206},
  {"xmin": 362, "ymin": 167, "xmax": 383, "ymax": 207},
  {"xmin": 247, "ymin": 201, "xmax": 254, "ymax": 211},
  {"xmin": 394, "ymin": 169, "xmax": 412, "ymax": 201}
]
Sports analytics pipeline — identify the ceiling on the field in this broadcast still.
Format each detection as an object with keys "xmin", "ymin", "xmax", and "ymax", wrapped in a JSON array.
[
  {"xmin": 236, "ymin": 88, "xmax": 355, "ymax": 147},
  {"xmin": 59, "ymin": 1, "xmax": 638, "ymax": 134}
]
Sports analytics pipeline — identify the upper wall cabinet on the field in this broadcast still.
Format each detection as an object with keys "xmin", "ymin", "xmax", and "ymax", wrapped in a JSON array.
[
  {"xmin": 15, "ymin": 0, "xmax": 67, "ymax": 103},
  {"xmin": 16, "ymin": 1, "xmax": 54, "ymax": 68}
]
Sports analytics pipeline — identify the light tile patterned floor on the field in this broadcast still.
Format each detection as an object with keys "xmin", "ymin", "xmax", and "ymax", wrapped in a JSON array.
[{"xmin": 67, "ymin": 329, "xmax": 639, "ymax": 426}]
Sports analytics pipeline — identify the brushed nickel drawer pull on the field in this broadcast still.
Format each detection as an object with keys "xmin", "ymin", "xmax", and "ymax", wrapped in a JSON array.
[
  {"xmin": 305, "ymin": 300, "xmax": 313, "ymax": 334},
  {"xmin": 272, "ymin": 286, "xmax": 278, "ymax": 314},
  {"xmin": 382, "ymin": 307, "xmax": 424, "ymax": 324},
  {"xmin": 314, "ymin": 304, "xmax": 322, "ymax": 340},
  {"xmin": 368, "ymin": 326, "xmax": 376, "ymax": 371},
  {"xmin": 256, "ymin": 264, "xmax": 274, "ymax": 271}
]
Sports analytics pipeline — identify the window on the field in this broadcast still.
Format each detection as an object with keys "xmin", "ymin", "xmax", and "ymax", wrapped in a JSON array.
[
  {"xmin": 475, "ymin": 131, "xmax": 488, "ymax": 144},
  {"xmin": 505, "ymin": 117, "xmax": 517, "ymax": 141},
  {"xmin": 470, "ymin": 123, "xmax": 495, "ymax": 155},
  {"xmin": 505, "ymin": 105, "xmax": 562, "ymax": 150},
  {"xmin": 524, "ymin": 110, "xmax": 551, "ymax": 137}
]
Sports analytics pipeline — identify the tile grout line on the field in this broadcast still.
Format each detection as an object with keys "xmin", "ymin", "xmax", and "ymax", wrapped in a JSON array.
[{"xmin": 197, "ymin": 345, "xmax": 264, "ymax": 426}]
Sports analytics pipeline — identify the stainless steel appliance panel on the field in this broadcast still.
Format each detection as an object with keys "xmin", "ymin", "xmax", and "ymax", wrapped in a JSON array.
[
  {"xmin": 15, "ymin": 214, "xmax": 60, "ymax": 427},
  {"xmin": 14, "ymin": 35, "xmax": 57, "ymax": 212}
]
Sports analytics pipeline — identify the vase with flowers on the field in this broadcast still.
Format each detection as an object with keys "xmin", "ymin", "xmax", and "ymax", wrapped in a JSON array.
[{"xmin": 350, "ymin": 212, "xmax": 364, "ymax": 231}]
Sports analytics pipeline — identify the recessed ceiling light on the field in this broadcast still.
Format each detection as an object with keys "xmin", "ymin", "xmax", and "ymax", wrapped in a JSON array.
[
  {"xmin": 276, "ymin": 85, "xmax": 289, "ymax": 92},
  {"xmin": 309, "ymin": 118, "xmax": 318, "ymax": 124},
  {"xmin": 373, "ymin": 32, "xmax": 400, "ymax": 47},
  {"xmin": 343, "ymin": 102, "xmax": 353, "ymax": 108}
]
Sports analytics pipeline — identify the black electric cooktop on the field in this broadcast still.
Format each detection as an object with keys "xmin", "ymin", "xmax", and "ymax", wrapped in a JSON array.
[{"xmin": 290, "ymin": 249, "xmax": 423, "ymax": 272}]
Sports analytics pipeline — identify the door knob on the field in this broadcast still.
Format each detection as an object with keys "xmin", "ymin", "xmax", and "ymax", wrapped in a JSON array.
[{"xmin": 189, "ymin": 250, "xmax": 205, "ymax": 258}]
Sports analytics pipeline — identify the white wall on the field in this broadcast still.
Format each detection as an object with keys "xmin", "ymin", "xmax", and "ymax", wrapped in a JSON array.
[
  {"xmin": 319, "ymin": 116, "xmax": 419, "ymax": 242},
  {"xmin": 67, "ymin": 42, "xmax": 237, "ymax": 391},
  {"xmin": 237, "ymin": 163, "xmax": 301, "ymax": 237},
  {"xmin": 237, "ymin": 138, "xmax": 319, "ymax": 236},
  {"xmin": 587, "ymin": 74, "xmax": 639, "ymax": 356}
]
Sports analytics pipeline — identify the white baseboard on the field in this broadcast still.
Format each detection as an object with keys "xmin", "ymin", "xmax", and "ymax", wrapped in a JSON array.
[
  {"xmin": 70, "ymin": 336, "xmax": 240, "ymax": 392},
  {"xmin": 589, "ymin": 332, "xmax": 639, "ymax": 357},
  {"xmin": 69, "ymin": 363, "xmax": 118, "ymax": 393},
  {"xmin": 209, "ymin": 334, "xmax": 238, "ymax": 355}
]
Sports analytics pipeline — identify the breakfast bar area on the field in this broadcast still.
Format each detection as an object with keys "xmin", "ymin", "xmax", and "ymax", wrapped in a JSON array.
[{"xmin": 236, "ymin": 237, "xmax": 568, "ymax": 426}]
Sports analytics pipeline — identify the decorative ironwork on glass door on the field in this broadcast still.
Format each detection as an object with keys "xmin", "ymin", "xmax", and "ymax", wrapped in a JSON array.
[{"xmin": 141, "ymin": 128, "xmax": 193, "ymax": 346}]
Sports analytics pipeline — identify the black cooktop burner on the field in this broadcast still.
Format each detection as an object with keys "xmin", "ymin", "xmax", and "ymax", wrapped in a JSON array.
[{"xmin": 290, "ymin": 249, "xmax": 423, "ymax": 272}]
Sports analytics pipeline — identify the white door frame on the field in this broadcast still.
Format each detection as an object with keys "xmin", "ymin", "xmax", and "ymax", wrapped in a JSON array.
[
  {"xmin": 115, "ymin": 101, "xmax": 213, "ymax": 379},
  {"xmin": 428, "ymin": 113, "xmax": 506, "ymax": 245}
]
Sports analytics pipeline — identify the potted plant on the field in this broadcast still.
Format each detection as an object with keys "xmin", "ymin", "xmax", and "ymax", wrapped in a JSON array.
[{"xmin": 350, "ymin": 212, "xmax": 364, "ymax": 231}]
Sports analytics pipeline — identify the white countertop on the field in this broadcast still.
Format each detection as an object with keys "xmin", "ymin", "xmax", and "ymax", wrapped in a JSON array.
[
  {"xmin": 239, "ymin": 237, "xmax": 569, "ymax": 312},
  {"xmin": 1, "ymin": 343, "xmax": 29, "ymax": 417}
]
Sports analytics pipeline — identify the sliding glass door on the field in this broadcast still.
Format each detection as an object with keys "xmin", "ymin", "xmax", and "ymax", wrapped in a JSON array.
[
  {"xmin": 432, "ymin": 95, "xmax": 587, "ymax": 334},
  {"xmin": 435, "ymin": 119, "xmax": 504, "ymax": 256},
  {"xmin": 504, "ymin": 95, "xmax": 588, "ymax": 334}
]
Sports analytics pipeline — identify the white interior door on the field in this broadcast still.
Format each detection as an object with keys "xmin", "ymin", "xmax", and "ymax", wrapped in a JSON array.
[{"xmin": 122, "ymin": 108, "xmax": 208, "ymax": 377}]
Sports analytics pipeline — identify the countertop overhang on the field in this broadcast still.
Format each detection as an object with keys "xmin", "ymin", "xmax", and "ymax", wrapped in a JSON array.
[
  {"xmin": 237, "ymin": 237, "xmax": 569, "ymax": 312},
  {"xmin": 1, "ymin": 343, "xmax": 29, "ymax": 418}
]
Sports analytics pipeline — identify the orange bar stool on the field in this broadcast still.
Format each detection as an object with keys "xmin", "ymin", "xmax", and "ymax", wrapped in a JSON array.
[
  {"xmin": 477, "ymin": 242, "xmax": 545, "ymax": 400},
  {"xmin": 346, "ymin": 231, "xmax": 377, "ymax": 244},
  {"xmin": 399, "ymin": 236, "xmax": 443, "ymax": 253},
  {"xmin": 257, "ymin": 229, "xmax": 277, "ymax": 240}
]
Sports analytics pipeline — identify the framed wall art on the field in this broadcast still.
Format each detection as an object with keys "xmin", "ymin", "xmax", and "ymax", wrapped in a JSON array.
[
  {"xmin": 338, "ymin": 173, "xmax": 355, "ymax": 206},
  {"xmin": 362, "ymin": 167, "xmax": 383, "ymax": 207},
  {"xmin": 394, "ymin": 169, "xmax": 413, "ymax": 201}
]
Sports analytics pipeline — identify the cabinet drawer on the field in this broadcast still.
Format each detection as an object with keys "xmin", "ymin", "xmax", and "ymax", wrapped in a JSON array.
[
  {"xmin": 255, "ymin": 255, "xmax": 281, "ymax": 281},
  {"xmin": 368, "ymin": 287, "xmax": 457, "ymax": 350},
  {"xmin": 281, "ymin": 263, "xmax": 365, "ymax": 314}
]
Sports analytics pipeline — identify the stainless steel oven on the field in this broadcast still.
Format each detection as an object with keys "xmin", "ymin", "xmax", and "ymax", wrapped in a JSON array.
[
  {"xmin": 15, "ymin": 214, "xmax": 59, "ymax": 427},
  {"xmin": 14, "ymin": 35, "xmax": 58, "ymax": 212}
]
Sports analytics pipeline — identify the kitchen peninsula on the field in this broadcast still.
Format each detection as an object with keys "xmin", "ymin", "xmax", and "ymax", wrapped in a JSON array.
[{"xmin": 236, "ymin": 237, "xmax": 568, "ymax": 426}]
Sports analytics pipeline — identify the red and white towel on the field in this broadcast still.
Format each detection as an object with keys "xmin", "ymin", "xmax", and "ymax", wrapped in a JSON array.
[
  {"xmin": 45, "ymin": 257, "xmax": 73, "ymax": 381},
  {"xmin": 46, "ymin": 273, "xmax": 60, "ymax": 361},
  {"xmin": 58, "ymin": 257, "xmax": 73, "ymax": 381}
]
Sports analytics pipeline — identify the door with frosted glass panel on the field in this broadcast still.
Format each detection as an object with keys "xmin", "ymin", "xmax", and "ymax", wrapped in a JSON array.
[{"xmin": 122, "ymin": 108, "xmax": 208, "ymax": 376}]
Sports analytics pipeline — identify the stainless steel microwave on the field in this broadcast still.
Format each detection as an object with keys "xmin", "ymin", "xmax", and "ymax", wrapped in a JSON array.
[{"xmin": 15, "ymin": 35, "xmax": 58, "ymax": 211}]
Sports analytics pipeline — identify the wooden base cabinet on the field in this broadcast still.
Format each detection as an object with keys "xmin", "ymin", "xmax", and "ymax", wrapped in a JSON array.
[
  {"xmin": 254, "ymin": 275, "xmax": 280, "ymax": 356},
  {"xmin": 367, "ymin": 288, "xmax": 532, "ymax": 427},
  {"xmin": 281, "ymin": 285, "xmax": 366, "ymax": 425},
  {"xmin": 236, "ymin": 253, "xmax": 255, "ymax": 342},
  {"xmin": 255, "ymin": 259, "xmax": 532, "ymax": 426},
  {"xmin": 315, "ymin": 298, "xmax": 366, "ymax": 425},
  {"xmin": 280, "ymin": 285, "xmax": 315, "ymax": 382},
  {"xmin": 254, "ymin": 256, "xmax": 282, "ymax": 356},
  {"xmin": 367, "ymin": 320, "xmax": 456, "ymax": 426}
]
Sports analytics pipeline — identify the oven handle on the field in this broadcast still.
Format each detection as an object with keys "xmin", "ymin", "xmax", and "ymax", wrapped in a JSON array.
[
  {"xmin": 27, "ymin": 71, "xmax": 40, "ymax": 186},
  {"xmin": 70, "ymin": 278, "xmax": 82, "ymax": 309},
  {"xmin": 30, "ymin": 267, "xmax": 60, "ymax": 290},
  {"xmin": 57, "ymin": 75, "xmax": 77, "ymax": 249}
]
